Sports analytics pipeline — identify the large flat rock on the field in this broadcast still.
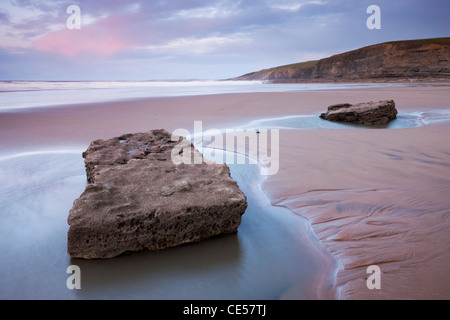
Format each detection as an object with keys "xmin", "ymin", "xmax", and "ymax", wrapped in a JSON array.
[
  {"xmin": 68, "ymin": 129, "xmax": 247, "ymax": 259},
  {"xmin": 320, "ymin": 100, "xmax": 398, "ymax": 125}
]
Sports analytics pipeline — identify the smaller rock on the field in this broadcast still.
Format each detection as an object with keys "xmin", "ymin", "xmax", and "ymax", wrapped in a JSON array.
[{"xmin": 320, "ymin": 100, "xmax": 398, "ymax": 125}]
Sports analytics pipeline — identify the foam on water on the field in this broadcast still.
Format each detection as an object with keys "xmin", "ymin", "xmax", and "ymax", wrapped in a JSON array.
[{"xmin": 240, "ymin": 110, "xmax": 450, "ymax": 130}]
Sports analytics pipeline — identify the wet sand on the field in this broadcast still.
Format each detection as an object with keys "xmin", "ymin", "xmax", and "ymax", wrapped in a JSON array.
[
  {"xmin": 1, "ymin": 85, "xmax": 449, "ymax": 299},
  {"xmin": 263, "ymin": 125, "xmax": 450, "ymax": 299},
  {"xmin": 0, "ymin": 150, "xmax": 334, "ymax": 299}
]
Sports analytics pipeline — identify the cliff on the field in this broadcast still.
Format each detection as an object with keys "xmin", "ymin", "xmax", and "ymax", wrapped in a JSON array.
[{"xmin": 234, "ymin": 38, "xmax": 450, "ymax": 82}]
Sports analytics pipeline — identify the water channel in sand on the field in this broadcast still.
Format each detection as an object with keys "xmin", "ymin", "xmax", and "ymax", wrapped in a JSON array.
[{"xmin": 0, "ymin": 149, "xmax": 334, "ymax": 299}]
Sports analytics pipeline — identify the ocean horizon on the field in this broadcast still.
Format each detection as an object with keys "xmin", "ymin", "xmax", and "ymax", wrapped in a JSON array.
[{"xmin": 0, "ymin": 80, "xmax": 440, "ymax": 112}]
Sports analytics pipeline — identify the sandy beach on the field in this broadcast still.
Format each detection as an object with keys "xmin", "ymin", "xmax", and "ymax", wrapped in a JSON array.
[{"xmin": 1, "ymin": 85, "xmax": 449, "ymax": 299}]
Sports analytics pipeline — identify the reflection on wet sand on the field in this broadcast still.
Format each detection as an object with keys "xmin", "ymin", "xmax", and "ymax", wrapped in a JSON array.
[{"xmin": 0, "ymin": 151, "xmax": 334, "ymax": 300}]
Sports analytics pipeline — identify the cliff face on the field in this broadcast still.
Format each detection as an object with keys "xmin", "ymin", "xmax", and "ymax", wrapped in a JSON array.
[{"xmin": 235, "ymin": 38, "xmax": 450, "ymax": 82}]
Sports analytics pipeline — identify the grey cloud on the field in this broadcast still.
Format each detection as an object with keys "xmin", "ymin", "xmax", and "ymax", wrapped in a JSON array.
[{"xmin": 0, "ymin": 0, "xmax": 448, "ymax": 80}]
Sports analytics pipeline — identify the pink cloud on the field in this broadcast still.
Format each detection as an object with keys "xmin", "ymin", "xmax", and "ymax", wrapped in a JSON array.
[{"xmin": 34, "ymin": 16, "xmax": 136, "ymax": 57}]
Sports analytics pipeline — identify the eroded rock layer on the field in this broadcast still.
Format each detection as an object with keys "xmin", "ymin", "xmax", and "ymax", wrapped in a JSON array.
[
  {"xmin": 320, "ymin": 100, "xmax": 398, "ymax": 125},
  {"xmin": 68, "ymin": 129, "xmax": 247, "ymax": 259}
]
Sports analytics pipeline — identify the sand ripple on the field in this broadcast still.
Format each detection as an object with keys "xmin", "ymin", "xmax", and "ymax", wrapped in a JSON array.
[{"xmin": 263, "ymin": 125, "xmax": 450, "ymax": 299}]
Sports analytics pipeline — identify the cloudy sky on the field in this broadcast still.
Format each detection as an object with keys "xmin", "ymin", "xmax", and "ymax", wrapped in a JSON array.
[{"xmin": 0, "ymin": 0, "xmax": 448, "ymax": 80}]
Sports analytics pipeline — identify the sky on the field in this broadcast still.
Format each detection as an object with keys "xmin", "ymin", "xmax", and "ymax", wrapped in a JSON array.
[{"xmin": 0, "ymin": 0, "xmax": 448, "ymax": 80}]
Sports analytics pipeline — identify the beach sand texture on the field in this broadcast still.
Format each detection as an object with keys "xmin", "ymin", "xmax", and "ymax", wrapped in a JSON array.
[{"xmin": 1, "ymin": 86, "xmax": 449, "ymax": 299}]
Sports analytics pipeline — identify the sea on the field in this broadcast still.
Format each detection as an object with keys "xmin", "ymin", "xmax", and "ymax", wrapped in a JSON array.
[{"xmin": 0, "ymin": 80, "xmax": 435, "ymax": 112}]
